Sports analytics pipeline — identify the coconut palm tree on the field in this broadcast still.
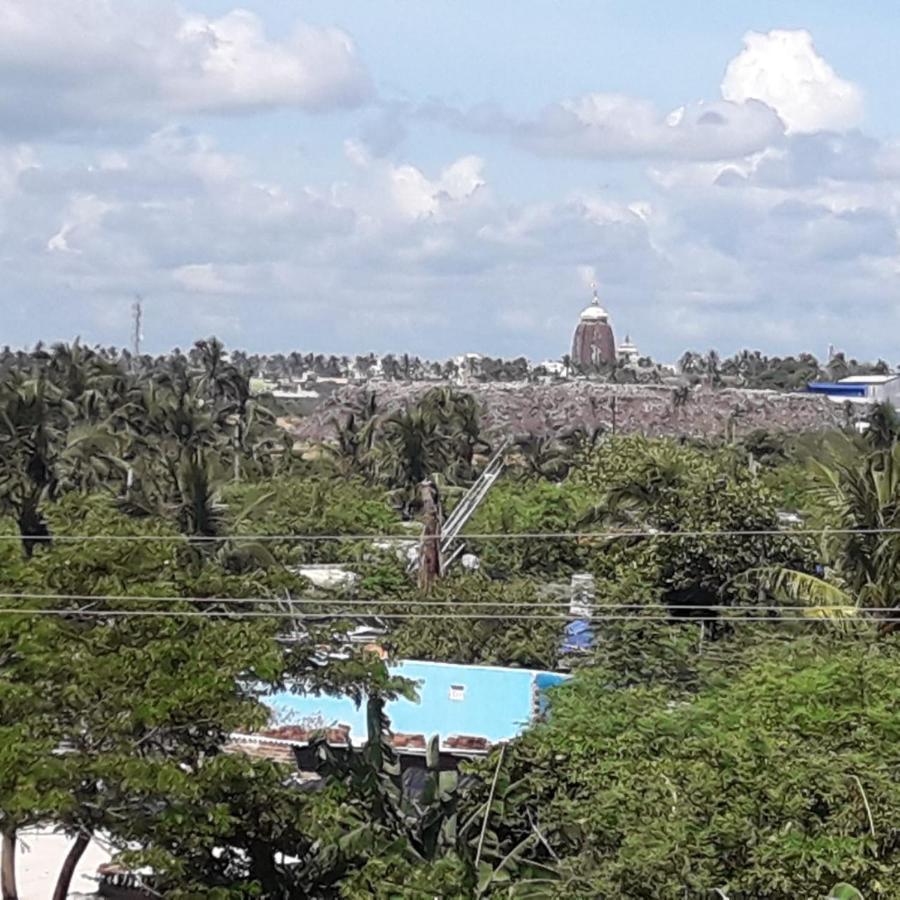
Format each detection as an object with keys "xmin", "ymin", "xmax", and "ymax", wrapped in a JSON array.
[
  {"xmin": 863, "ymin": 401, "xmax": 900, "ymax": 451},
  {"xmin": 376, "ymin": 406, "xmax": 444, "ymax": 513},
  {"xmin": 0, "ymin": 372, "xmax": 69, "ymax": 556},
  {"xmin": 761, "ymin": 438, "xmax": 900, "ymax": 618}
]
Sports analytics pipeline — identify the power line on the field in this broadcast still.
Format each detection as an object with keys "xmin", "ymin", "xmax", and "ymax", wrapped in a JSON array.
[
  {"xmin": 0, "ymin": 608, "xmax": 893, "ymax": 623},
  {"xmin": 0, "ymin": 527, "xmax": 896, "ymax": 543},
  {"xmin": 0, "ymin": 592, "xmax": 878, "ymax": 612}
]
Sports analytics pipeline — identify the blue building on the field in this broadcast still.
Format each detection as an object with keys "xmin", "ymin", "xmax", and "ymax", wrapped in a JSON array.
[
  {"xmin": 266, "ymin": 659, "xmax": 569, "ymax": 750},
  {"xmin": 807, "ymin": 375, "xmax": 900, "ymax": 405}
]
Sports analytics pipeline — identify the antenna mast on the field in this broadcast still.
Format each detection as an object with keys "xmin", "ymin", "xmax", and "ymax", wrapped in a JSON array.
[{"xmin": 132, "ymin": 295, "xmax": 143, "ymax": 357}]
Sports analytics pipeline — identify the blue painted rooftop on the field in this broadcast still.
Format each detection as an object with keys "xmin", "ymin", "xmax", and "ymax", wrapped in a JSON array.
[
  {"xmin": 807, "ymin": 382, "xmax": 867, "ymax": 397},
  {"xmin": 267, "ymin": 659, "xmax": 569, "ymax": 745}
]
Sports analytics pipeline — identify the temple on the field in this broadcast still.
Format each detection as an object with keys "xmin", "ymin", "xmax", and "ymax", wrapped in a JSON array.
[
  {"xmin": 571, "ymin": 284, "xmax": 616, "ymax": 369},
  {"xmin": 617, "ymin": 334, "xmax": 639, "ymax": 364}
]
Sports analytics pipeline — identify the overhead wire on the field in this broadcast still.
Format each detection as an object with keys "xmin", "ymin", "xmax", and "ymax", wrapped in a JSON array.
[
  {"xmin": 0, "ymin": 608, "xmax": 894, "ymax": 623},
  {"xmin": 0, "ymin": 592, "xmax": 884, "ymax": 613},
  {"xmin": 0, "ymin": 526, "xmax": 896, "ymax": 543}
]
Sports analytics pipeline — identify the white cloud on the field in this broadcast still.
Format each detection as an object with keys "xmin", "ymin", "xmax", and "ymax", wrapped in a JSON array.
[
  {"xmin": 46, "ymin": 194, "xmax": 114, "ymax": 254},
  {"xmin": 172, "ymin": 263, "xmax": 248, "ymax": 295},
  {"xmin": 2, "ymin": 112, "xmax": 900, "ymax": 363},
  {"xmin": 335, "ymin": 154, "xmax": 487, "ymax": 222},
  {"xmin": 167, "ymin": 10, "xmax": 369, "ymax": 113},
  {"xmin": 0, "ymin": 1, "xmax": 370, "ymax": 138},
  {"xmin": 524, "ymin": 93, "xmax": 783, "ymax": 161},
  {"xmin": 427, "ymin": 93, "xmax": 785, "ymax": 162},
  {"xmin": 721, "ymin": 30, "xmax": 863, "ymax": 134},
  {"xmin": 420, "ymin": 29, "xmax": 862, "ymax": 163}
]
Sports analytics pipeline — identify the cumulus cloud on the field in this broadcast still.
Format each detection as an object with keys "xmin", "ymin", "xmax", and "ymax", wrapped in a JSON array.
[
  {"xmin": 418, "ymin": 29, "xmax": 864, "ymax": 164},
  {"xmin": 0, "ymin": 129, "xmax": 668, "ymax": 355},
  {"xmin": 4, "ymin": 117, "xmax": 900, "ymax": 361},
  {"xmin": 522, "ymin": 94, "xmax": 784, "ymax": 161},
  {"xmin": 337, "ymin": 147, "xmax": 487, "ymax": 222},
  {"xmin": 0, "ymin": 12, "xmax": 897, "ymax": 363},
  {"xmin": 420, "ymin": 94, "xmax": 784, "ymax": 162},
  {"xmin": 0, "ymin": 1, "xmax": 370, "ymax": 138},
  {"xmin": 721, "ymin": 30, "xmax": 863, "ymax": 133}
]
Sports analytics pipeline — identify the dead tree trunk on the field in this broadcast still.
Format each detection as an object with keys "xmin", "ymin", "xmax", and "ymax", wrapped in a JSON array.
[
  {"xmin": 1, "ymin": 829, "xmax": 17, "ymax": 900},
  {"xmin": 417, "ymin": 480, "xmax": 442, "ymax": 593}
]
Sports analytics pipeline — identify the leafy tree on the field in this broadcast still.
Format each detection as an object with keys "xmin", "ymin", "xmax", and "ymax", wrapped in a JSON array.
[
  {"xmin": 387, "ymin": 578, "xmax": 564, "ymax": 669},
  {"xmin": 575, "ymin": 437, "xmax": 809, "ymax": 611},
  {"xmin": 468, "ymin": 478, "xmax": 586, "ymax": 577},
  {"xmin": 462, "ymin": 635, "xmax": 900, "ymax": 898}
]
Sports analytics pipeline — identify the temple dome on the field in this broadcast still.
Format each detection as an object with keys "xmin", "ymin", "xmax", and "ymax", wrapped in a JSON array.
[{"xmin": 579, "ymin": 302, "xmax": 609, "ymax": 321}]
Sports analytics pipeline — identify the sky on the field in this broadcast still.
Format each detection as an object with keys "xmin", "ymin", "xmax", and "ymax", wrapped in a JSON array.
[{"xmin": 2, "ymin": 2, "xmax": 900, "ymax": 362}]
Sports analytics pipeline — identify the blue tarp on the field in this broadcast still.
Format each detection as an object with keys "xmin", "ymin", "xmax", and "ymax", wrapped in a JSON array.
[{"xmin": 560, "ymin": 619, "xmax": 594, "ymax": 654}]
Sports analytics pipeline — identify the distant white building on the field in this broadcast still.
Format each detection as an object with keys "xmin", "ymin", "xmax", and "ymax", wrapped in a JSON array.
[
  {"xmin": 271, "ymin": 386, "xmax": 320, "ymax": 400},
  {"xmin": 539, "ymin": 360, "xmax": 566, "ymax": 376},
  {"xmin": 839, "ymin": 375, "xmax": 900, "ymax": 404},
  {"xmin": 454, "ymin": 352, "xmax": 483, "ymax": 383},
  {"xmin": 808, "ymin": 374, "xmax": 900, "ymax": 405}
]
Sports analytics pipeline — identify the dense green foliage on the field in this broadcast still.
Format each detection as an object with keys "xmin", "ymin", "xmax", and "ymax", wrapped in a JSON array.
[
  {"xmin": 679, "ymin": 348, "xmax": 891, "ymax": 390},
  {"xmin": 467, "ymin": 635, "xmax": 899, "ymax": 898},
  {"xmin": 1, "ymin": 339, "xmax": 898, "ymax": 897}
]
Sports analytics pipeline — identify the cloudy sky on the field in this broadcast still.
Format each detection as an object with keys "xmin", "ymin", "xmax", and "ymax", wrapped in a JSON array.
[{"xmin": 2, "ymin": 1, "xmax": 900, "ymax": 362}]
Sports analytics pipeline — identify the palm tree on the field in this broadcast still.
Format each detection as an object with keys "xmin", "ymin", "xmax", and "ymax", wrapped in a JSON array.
[
  {"xmin": 326, "ymin": 391, "xmax": 379, "ymax": 478},
  {"xmin": 193, "ymin": 337, "xmax": 232, "ymax": 401},
  {"xmin": 0, "ymin": 372, "xmax": 68, "ymax": 556},
  {"xmin": 376, "ymin": 406, "xmax": 443, "ymax": 512},
  {"xmin": 863, "ymin": 401, "xmax": 900, "ymax": 450},
  {"xmin": 671, "ymin": 385, "xmax": 691, "ymax": 413},
  {"xmin": 705, "ymin": 349, "xmax": 722, "ymax": 387},
  {"xmin": 762, "ymin": 438, "xmax": 900, "ymax": 617},
  {"xmin": 678, "ymin": 351, "xmax": 704, "ymax": 376},
  {"xmin": 513, "ymin": 435, "xmax": 571, "ymax": 482}
]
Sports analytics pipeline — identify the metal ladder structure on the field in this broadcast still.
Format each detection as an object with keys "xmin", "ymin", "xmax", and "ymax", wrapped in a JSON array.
[{"xmin": 439, "ymin": 439, "xmax": 509, "ymax": 571}]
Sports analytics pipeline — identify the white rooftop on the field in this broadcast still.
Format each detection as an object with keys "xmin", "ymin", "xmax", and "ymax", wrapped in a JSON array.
[{"xmin": 838, "ymin": 375, "xmax": 899, "ymax": 384}]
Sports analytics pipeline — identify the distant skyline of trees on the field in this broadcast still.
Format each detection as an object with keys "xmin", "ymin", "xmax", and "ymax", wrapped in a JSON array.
[{"xmin": 1, "ymin": 341, "xmax": 895, "ymax": 392}]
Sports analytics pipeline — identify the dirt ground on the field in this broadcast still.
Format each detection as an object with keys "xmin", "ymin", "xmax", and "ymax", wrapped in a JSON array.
[{"xmin": 13, "ymin": 829, "xmax": 110, "ymax": 898}]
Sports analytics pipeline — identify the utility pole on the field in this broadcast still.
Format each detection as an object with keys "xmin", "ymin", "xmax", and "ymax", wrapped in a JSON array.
[
  {"xmin": 132, "ymin": 295, "xmax": 143, "ymax": 358},
  {"xmin": 417, "ymin": 480, "xmax": 443, "ymax": 593}
]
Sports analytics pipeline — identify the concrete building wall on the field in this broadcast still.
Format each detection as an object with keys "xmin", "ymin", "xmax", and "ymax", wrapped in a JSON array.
[{"xmin": 871, "ymin": 380, "xmax": 900, "ymax": 404}]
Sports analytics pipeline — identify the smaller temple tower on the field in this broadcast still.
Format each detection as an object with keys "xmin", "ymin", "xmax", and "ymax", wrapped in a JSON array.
[
  {"xmin": 571, "ymin": 284, "xmax": 616, "ymax": 370},
  {"xmin": 617, "ymin": 334, "xmax": 640, "ymax": 364}
]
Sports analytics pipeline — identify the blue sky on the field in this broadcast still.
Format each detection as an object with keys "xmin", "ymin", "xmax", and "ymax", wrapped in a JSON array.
[{"xmin": 1, "ymin": 1, "xmax": 900, "ymax": 363}]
